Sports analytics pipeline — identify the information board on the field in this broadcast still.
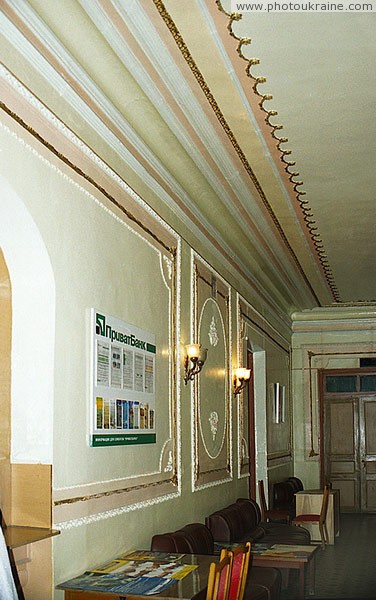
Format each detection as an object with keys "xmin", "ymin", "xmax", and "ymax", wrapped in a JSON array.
[{"xmin": 90, "ymin": 309, "xmax": 156, "ymax": 446}]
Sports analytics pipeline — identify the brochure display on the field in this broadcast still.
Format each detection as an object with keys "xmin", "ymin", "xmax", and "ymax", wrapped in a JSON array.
[
  {"xmin": 58, "ymin": 550, "xmax": 198, "ymax": 595},
  {"xmin": 90, "ymin": 309, "xmax": 156, "ymax": 446}
]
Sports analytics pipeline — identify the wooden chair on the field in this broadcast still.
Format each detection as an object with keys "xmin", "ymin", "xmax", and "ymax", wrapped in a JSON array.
[
  {"xmin": 206, "ymin": 554, "xmax": 232, "ymax": 600},
  {"xmin": 292, "ymin": 483, "xmax": 331, "ymax": 549},
  {"xmin": 220, "ymin": 542, "xmax": 251, "ymax": 600},
  {"xmin": 258, "ymin": 480, "xmax": 291, "ymax": 524}
]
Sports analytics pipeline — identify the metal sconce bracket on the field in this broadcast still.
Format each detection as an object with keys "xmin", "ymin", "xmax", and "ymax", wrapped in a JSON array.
[
  {"xmin": 184, "ymin": 344, "xmax": 208, "ymax": 384},
  {"xmin": 233, "ymin": 368, "xmax": 251, "ymax": 395}
]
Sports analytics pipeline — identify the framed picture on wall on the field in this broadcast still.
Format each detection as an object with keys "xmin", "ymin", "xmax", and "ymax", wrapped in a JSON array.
[{"xmin": 274, "ymin": 383, "xmax": 285, "ymax": 424}]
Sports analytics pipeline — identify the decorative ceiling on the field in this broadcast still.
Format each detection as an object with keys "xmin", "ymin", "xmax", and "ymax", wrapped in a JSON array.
[
  {"xmin": 216, "ymin": 4, "xmax": 376, "ymax": 306},
  {"xmin": 1, "ymin": 0, "xmax": 375, "ymax": 312}
]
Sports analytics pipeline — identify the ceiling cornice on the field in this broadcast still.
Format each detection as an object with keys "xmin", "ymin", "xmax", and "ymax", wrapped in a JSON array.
[
  {"xmin": 213, "ymin": 0, "xmax": 339, "ymax": 302},
  {"xmin": 151, "ymin": 0, "xmax": 331, "ymax": 306}
]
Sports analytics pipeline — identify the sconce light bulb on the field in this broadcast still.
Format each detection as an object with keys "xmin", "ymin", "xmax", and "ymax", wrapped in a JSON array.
[
  {"xmin": 235, "ymin": 367, "xmax": 247, "ymax": 380},
  {"xmin": 235, "ymin": 368, "xmax": 251, "ymax": 381},
  {"xmin": 186, "ymin": 343, "xmax": 201, "ymax": 359},
  {"xmin": 244, "ymin": 368, "xmax": 251, "ymax": 381}
]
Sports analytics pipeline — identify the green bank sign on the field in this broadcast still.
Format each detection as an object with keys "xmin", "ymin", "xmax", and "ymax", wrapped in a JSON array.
[
  {"xmin": 91, "ymin": 309, "xmax": 156, "ymax": 448},
  {"xmin": 92, "ymin": 433, "xmax": 156, "ymax": 447},
  {"xmin": 95, "ymin": 312, "xmax": 156, "ymax": 353}
]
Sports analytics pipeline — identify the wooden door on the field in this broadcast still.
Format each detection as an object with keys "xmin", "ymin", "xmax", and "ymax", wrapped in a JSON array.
[
  {"xmin": 360, "ymin": 397, "xmax": 376, "ymax": 511},
  {"xmin": 321, "ymin": 370, "xmax": 376, "ymax": 512},
  {"xmin": 324, "ymin": 396, "xmax": 360, "ymax": 511}
]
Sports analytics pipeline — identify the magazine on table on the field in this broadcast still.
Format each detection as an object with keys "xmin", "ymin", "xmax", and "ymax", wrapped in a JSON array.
[
  {"xmin": 91, "ymin": 557, "xmax": 197, "ymax": 579},
  {"xmin": 58, "ymin": 550, "xmax": 198, "ymax": 594},
  {"xmin": 58, "ymin": 571, "xmax": 177, "ymax": 594}
]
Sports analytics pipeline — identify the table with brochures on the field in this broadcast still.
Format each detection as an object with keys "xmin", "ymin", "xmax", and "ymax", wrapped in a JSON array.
[
  {"xmin": 58, "ymin": 550, "xmax": 213, "ymax": 600},
  {"xmin": 251, "ymin": 543, "xmax": 319, "ymax": 600}
]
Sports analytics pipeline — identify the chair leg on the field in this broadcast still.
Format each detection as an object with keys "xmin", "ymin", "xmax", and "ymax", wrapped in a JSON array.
[{"xmin": 319, "ymin": 522, "xmax": 326, "ymax": 550}]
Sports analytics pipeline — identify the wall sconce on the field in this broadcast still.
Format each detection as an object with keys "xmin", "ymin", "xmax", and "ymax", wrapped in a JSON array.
[
  {"xmin": 184, "ymin": 344, "xmax": 208, "ymax": 384},
  {"xmin": 233, "ymin": 367, "xmax": 251, "ymax": 395}
]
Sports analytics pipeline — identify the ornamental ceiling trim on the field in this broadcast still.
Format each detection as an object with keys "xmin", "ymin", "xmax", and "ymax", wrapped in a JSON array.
[
  {"xmin": 214, "ymin": 1, "xmax": 339, "ymax": 302},
  {"xmin": 152, "ymin": 0, "xmax": 336, "ymax": 305}
]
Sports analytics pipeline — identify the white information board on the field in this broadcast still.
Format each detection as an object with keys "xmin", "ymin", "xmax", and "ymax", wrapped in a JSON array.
[{"xmin": 90, "ymin": 309, "xmax": 156, "ymax": 446}]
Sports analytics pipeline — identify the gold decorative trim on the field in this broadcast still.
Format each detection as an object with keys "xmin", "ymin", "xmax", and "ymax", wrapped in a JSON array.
[
  {"xmin": 0, "ymin": 101, "xmax": 175, "ymax": 257},
  {"xmin": 151, "ymin": 0, "xmax": 323, "ymax": 307},
  {"xmin": 54, "ymin": 476, "xmax": 177, "ymax": 507},
  {"xmin": 215, "ymin": 2, "xmax": 339, "ymax": 302}
]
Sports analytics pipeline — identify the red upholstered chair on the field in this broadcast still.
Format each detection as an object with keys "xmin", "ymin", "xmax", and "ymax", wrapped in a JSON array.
[
  {"xmin": 292, "ymin": 483, "xmax": 331, "ymax": 549},
  {"xmin": 258, "ymin": 480, "xmax": 291, "ymax": 524},
  {"xmin": 220, "ymin": 542, "xmax": 251, "ymax": 600},
  {"xmin": 206, "ymin": 554, "xmax": 232, "ymax": 600}
]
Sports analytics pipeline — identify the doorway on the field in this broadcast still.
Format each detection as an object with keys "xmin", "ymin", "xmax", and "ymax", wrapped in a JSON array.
[
  {"xmin": 320, "ymin": 369, "xmax": 376, "ymax": 512},
  {"xmin": 247, "ymin": 349, "xmax": 256, "ymax": 499}
]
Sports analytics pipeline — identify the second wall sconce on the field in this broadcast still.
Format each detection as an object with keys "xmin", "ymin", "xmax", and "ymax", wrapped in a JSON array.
[
  {"xmin": 233, "ymin": 367, "xmax": 251, "ymax": 395},
  {"xmin": 184, "ymin": 343, "xmax": 208, "ymax": 384}
]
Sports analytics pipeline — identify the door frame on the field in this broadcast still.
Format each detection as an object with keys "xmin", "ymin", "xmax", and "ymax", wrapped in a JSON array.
[
  {"xmin": 319, "ymin": 368, "xmax": 376, "ymax": 511},
  {"xmin": 247, "ymin": 349, "xmax": 256, "ymax": 499}
]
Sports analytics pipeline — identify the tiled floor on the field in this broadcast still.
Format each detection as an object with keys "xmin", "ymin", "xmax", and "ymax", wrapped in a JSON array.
[{"xmin": 280, "ymin": 513, "xmax": 376, "ymax": 599}]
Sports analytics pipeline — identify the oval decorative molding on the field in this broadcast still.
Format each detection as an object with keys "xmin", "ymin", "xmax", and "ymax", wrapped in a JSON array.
[{"xmin": 198, "ymin": 297, "xmax": 227, "ymax": 459}]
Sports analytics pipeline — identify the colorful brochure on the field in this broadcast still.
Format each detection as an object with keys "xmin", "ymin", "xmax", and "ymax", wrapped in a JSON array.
[
  {"xmin": 59, "ymin": 572, "xmax": 176, "ymax": 594},
  {"xmin": 58, "ymin": 550, "xmax": 197, "ymax": 595}
]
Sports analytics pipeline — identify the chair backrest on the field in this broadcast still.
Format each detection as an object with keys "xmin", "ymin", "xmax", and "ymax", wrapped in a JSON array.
[
  {"xmin": 206, "ymin": 554, "xmax": 232, "ymax": 600},
  {"xmin": 272, "ymin": 481, "xmax": 291, "ymax": 508},
  {"xmin": 151, "ymin": 523, "xmax": 214, "ymax": 555},
  {"xmin": 179, "ymin": 523, "xmax": 214, "ymax": 554},
  {"xmin": 236, "ymin": 498, "xmax": 262, "ymax": 525},
  {"xmin": 205, "ymin": 511, "xmax": 232, "ymax": 543},
  {"xmin": 257, "ymin": 480, "xmax": 268, "ymax": 520},
  {"xmin": 234, "ymin": 499, "xmax": 258, "ymax": 533},
  {"xmin": 288, "ymin": 476, "xmax": 304, "ymax": 492},
  {"xmin": 220, "ymin": 542, "xmax": 251, "ymax": 600},
  {"xmin": 320, "ymin": 484, "xmax": 331, "ymax": 524},
  {"xmin": 218, "ymin": 506, "xmax": 244, "ymax": 542},
  {"xmin": 151, "ymin": 532, "xmax": 177, "ymax": 553},
  {"xmin": 169, "ymin": 531, "xmax": 195, "ymax": 553}
]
